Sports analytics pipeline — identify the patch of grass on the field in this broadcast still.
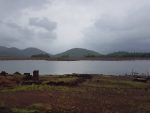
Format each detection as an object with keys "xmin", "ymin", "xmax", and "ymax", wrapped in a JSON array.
[
  {"xmin": 140, "ymin": 103, "xmax": 150, "ymax": 113},
  {"xmin": 1, "ymin": 84, "xmax": 71, "ymax": 92},
  {"xmin": 0, "ymin": 101, "xmax": 5, "ymax": 107},
  {"xmin": 12, "ymin": 103, "xmax": 79, "ymax": 113},
  {"xmin": 118, "ymin": 80, "xmax": 148, "ymax": 89},
  {"xmin": 41, "ymin": 76, "xmax": 78, "ymax": 84},
  {"xmin": 29, "ymin": 103, "xmax": 52, "ymax": 113},
  {"xmin": 85, "ymin": 77, "xmax": 148, "ymax": 89},
  {"xmin": 12, "ymin": 108, "xmax": 38, "ymax": 113}
]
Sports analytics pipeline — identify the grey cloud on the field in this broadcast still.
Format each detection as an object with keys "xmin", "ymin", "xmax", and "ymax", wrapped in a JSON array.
[
  {"xmin": 29, "ymin": 17, "xmax": 57, "ymax": 40},
  {"xmin": 37, "ymin": 31, "xmax": 57, "ymax": 40},
  {"xmin": 111, "ymin": 37, "xmax": 150, "ymax": 52},
  {"xmin": 29, "ymin": 18, "xmax": 57, "ymax": 31},
  {"xmin": 0, "ymin": 18, "xmax": 57, "ymax": 48},
  {"xmin": 0, "ymin": 0, "xmax": 49, "ymax": 19},
  {"xmin": 0, "ymin": 0, "xmax": 49, "ymax": 11},
  {"xmin": 0, "ymin": 0, "xmax": 57, "ymax": 49},
  {"xmin": 83, "ymin": 1, "xmax": 150, "ymax": 53},
  {"xmin": 0, "ymin": 21, "xmax": 34, "ymax": 47},
  {"xmin": 0, "ymin": 0, "xmax": 150, "ymax": 54}
]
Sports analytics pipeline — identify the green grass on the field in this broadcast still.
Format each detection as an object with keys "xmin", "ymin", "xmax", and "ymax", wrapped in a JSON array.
[
  {"xmin": 1, "ymin": 75, "xmax": 149, "ymax": 93},
  {"xmin": 12, "ymin": 103, "xmax": 79, "ymax": 113},
  {"xmin": 1, "ymin": 84, "xmax": 71, "ymax": 92},
  {"xmin": 41, "ymin": 76, "xmax": 78, "ymax": 83},
  {"xmin": 12, "ymin": 108, "xmax": 38, "ymax": 113},
  {"xmin": 118, "ymin": 80, "xmax": 148, "ymax": 89},
  {"xmin": 84, "ymin": 77, "xmax": 149, "ymax": 89},
  {"xmin": 140, "ymin": 103, "xmax": 150, "ymax": 112}
]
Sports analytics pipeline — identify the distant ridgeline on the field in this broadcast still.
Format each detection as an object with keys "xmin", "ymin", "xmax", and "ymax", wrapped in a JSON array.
[
  {"xmin": 107, "ymin": 52, "xmax": 150, "ymax": 58},
  {"xmin": 31, "ymin": 53, "xmax": 50, "ymax": 58},
  {"xmin": 1, "ymin": 46, "xmax": 150, "ymax": 58},
  {"xmin": 0, "ymin": 46, "xmax": 48, "ymax": 57},
  {"xmin": 55, "ymin": 49, "xmax": 150, "ymax": 58}
]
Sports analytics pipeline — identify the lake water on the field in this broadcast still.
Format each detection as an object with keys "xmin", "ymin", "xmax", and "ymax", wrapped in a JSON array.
[{"xmin": 0, "ymin": 60, "xmax": 150, "ymax": 75}]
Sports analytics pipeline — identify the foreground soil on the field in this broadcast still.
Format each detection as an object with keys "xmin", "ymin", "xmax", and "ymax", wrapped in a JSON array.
[{"xmin": 0, "ymin": 74, "xmax": 150, "ymax": 113}]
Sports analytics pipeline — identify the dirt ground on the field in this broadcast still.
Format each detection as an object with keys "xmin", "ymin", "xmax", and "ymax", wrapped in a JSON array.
[{"xmin": 0, "ymin": 74, "xmax": 150, "ymax": 113}]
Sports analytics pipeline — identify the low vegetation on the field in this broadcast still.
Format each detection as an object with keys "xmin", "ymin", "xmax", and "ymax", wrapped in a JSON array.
[{"xmin": 0, "ymin": 74, "xmax": 150, "ymax": 113}]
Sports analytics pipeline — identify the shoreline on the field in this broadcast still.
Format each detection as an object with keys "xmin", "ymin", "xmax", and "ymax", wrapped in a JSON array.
[{"xmin": 1, "ymin": 57, "xmax": 150, "ymax": 61}]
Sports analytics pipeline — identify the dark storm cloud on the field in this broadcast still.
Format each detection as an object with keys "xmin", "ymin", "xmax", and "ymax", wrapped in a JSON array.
[{"xmin": 83, "ymin": 1, "xmax": 150, "ymax": 53}]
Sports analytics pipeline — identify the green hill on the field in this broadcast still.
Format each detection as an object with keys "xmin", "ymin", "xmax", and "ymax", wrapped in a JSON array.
[
  {"xmin": 55, "ymin": 48, "xmax": 101, "ymax": 57},
  {"xmin": 107, "ymin": 51, "xmax": 130, "ymax": 57},
  {"xmin": 0, "ymin": 46, "xmax": 49, "ymax": 57},
  {"xmin": 108, "ymin": 51, "xmax": 150, "ymax": 57}
]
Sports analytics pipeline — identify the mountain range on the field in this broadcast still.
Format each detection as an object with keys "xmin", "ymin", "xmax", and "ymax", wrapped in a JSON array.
[
  {"xmin": 0, "ymin": 46, "xmax": 48, "ymax": 57},
  {"xmin": 0, "ymin": 46, "xmax": 101, "ymax": 58},
  {"xmin": 0, "ymin": 46, "xmax": 150, "ymax": 58},
  {"xmin": 0, "ymin": 46, "xmax": 101, "ymax": 57}
]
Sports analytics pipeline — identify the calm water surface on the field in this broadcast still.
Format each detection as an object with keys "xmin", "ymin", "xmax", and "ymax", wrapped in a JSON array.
[{"xmin": 0, "ymin": 60, "xmax": 150, "ymax": 75}]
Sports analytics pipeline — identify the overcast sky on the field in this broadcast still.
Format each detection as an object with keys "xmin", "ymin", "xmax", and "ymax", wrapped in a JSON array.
[{"xmin": 0, "ymin": 0, "xmax": 150, "ymax": 54}]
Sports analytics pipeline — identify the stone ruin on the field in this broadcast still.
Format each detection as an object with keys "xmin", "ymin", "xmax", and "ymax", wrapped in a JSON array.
[
  {"xmin": 24, "ymin": 73, "xmax": 32, "ymax": 80},
  {"xmin": 0, "ymin": 71, "xmax": 8, "ymax": 76},
  {"xmin": 33, "ymin": 70, "xmax": 39, "ymax": 81},
  {"xmin": 22, "ymin": 70, "xmax": 40, "ymax": 85},
  {"xmin": 23, "ymin": 70, "xmax": 39, "ymax": 81}
]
